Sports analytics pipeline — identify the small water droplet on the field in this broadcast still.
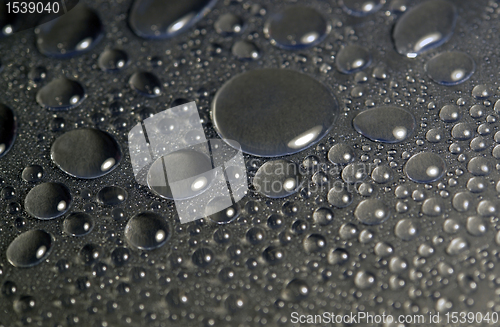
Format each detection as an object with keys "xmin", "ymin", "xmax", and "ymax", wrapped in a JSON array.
[
  {"xmin": 336, "ymin": 45, "xmax": 372, "ymax": 74},
  {"xmin": 7, "ymin": 230, "xmax": 52, "ymax": 267},
  {"xmin": 36, "ymin": 77, "xmax": 86, "ymax": 110},
  {"xmin": 98, "ymin": 49, "xmax": 129, "ymax": 71},
  {"xmin": 124, "ymin": 212, "xmax": 170, "ymax": 250},
  {"xmin": 97, "ymin": 186, "xmax": 128, "ymax": 206},
  {"xmin": 129, "ymin": 72, "xmax": 162, "ymax": 97},
  {"xmin": 264, "ymin": 6, "xmax": 330, "ymax": 49},
  {"xmin": 24, "ymin": 182, "xmax": 72, "ymax": 219},
  {"xmin": 404, "ymin": 152, "xmax": 445, "ymax": 183},
  {"xmin": 253, "ymin": 160, "xmax": 301, "ymax": 198},
  {"xmin": 63, "ymin": 212, "xmax": 94, "ymax": 236},
  {"xmin": 353, "ymin": 106, "xmax": 416, "ymax": 143},
  {"xmin": 355, "ymin": 199, "xmax": 391, "ymax": 225}
]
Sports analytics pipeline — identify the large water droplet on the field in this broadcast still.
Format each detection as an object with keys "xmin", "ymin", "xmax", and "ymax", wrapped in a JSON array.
[
  {"xmin": 129, "ymin": 0, "xmax": 216, "ymax": 39},
  {"xmin": 353, "ymin": 106, "xmax": 415, "ymax": 143},
  {"xmin": 124, "ymin": 212, "xmax": 170, "ymax": 250},
  {"xmin": 253, "ymin": 160, "xmax": 302, "ymax": 198},
  {"xmin": 335, "ymin": 45, "xmax": 372, "ymax": 74},
  {"xmin": 35, "ymin": 5, "xmax": 103, "ymax": 58},
  {"xmin": 36, "ymin": 77, "xmax": 86, "ymax": 110},
  {"xmin": 51, "ymin": 128, "xmax": 121, "ymax": 179},
  {"xmin": 24, "ymin": 182, "xmax": 72, "ymax": 219},
  {"xmin": 340, "ymin": 0, "xmax": 385, "ymax": 16},
  {"xmin": 212, "ymin": 69, "xmax": 338, "ymax": 157},
  {"xmin": 354, "ymin": 199, "xmax": 390, "ymax": 225},
  {"xmin": 404, "ymin": 152, "xmax": 445, "ymax": 183},
  {"xmin": 392, "ymin": 0, "xmax": 457, "ymax": 58},
  {"xmin": 63, "ymin": 212, "xmax": 94, "ymax": 236},
  {"xmin": 425, "ymin": 52, "xmax": 475, "ymax": 85},
  {"xmin": 6, "ymin": 230, "xmax": 52, "ymax": 267},
  {"xmin": 0, "ymin": 103, "xmax": 16, "ymax": 158},
  {"xmin": 129, "ymin": 72, "xmax": 162, "ymax": 97},
  {"xmin": 264, "ymin": 6, "xmax": 330, "ymax": 49}
]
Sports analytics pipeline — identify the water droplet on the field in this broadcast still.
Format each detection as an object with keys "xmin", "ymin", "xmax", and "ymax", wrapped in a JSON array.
[
  {"xmin": 282, "ymin": 279, "xmax": 309, "ymax": 302},
  {"xmin": 147, "ymin": 149, "xmax": 214, "ymax": 200},
  {"xmin": 111, "ymin": 247, "xmax": 131, "ymax": 267},
  {"xmin": 355, "ymin": 199, "xmax": 390, "ymax": 225},
  {"xmin": 340, "ymin": 0, "xmax": 385, "ymax": 16},
  {"xmin": 98, "ymin": 49, "xmax": 129, "ymax": 71},
  {"xmin": 354, "ymin": 270, "xmax": 376, "ymax": 289},
  {"xmin": 335, "ymin": 45, "xmax": 372, "ymax": 74},
  {"xmin": 439, "ymin": 104, "xmax": 461, "ymax": 122},
  {"xmin": 24, "ymin": 182, "xmax": 72, "ymax": 219},
  {"xmin": 425, "ymin": 52, "xmax": 475, "ymax": 85},
  {"xmin": 212, "ymin": 69, "xmax": 338, "ymax": 156},
  {"xmin": 97, "ymin": 186, "xmax": 128, "ymax": 206},
  {"xmin": 328, "ymin": 144, "xmax": 355, "ymax": 165},
  {"xmin": 263, "ymin": 245, "xmax": 285, "ymax": 264},
  {"xmin": 404, "ymin": 152, "xmax": 445, "ymax": 183},
  {"xmin": 28, "ymin": 66, "xmax": 47, "ymax": 82},
  {"xmin": 63, "ymin": 212, "xmax": 94, "ymax": 236},
  {"xmin": 467, "ymin": 157, "xmax": 491, "ymax": 176},
  {"xmin": 471, "ymin": 84, "xmax": 491, "ymax": 99},
  {"xmin": 374, "ymin": 242, "xmax": 393, "ymax": 257},
  {"xmin": 129, "ymin": 72, "xmax": 162, "ymax": 97},
  {"xmin": 36, "ymin": 77, "xmax": 86, "ymax": 110},
  {"xmin": 342, "ymin": 163, "xmax": 368, "ymax": 184},
  {"xmin": 215, "ymin": 13, "xmax": 243, "ymax": 35},
  {"xmin": 328, "ymin": 248, "xmax": 349, "ymax": 265},
  {"xmin": 264, "ymin": 6, "xmax": 330, "ymax": 49},
  {"xmin": 0, "ymin": 103, "xmax": 16, "ymax": 158},
  {"xmin": 312, "ymin": 207, "xmax": 334, "ymax": 226},
  {"xmin": 451, "ymin": 123, "xmax": 473, "ymax": 140},
  {"xmin": 51, "ymin": 128, "xmax": 122, "ymax": 178},
  {"xmin": 232, "ymin": 40, "xmax": 260, "ymax": 60},
  {"xmin": 327, "ymin": 185, "xmax": 353, "ymax": 208},
  {"xmin": 129, "ymin": 0, "xmax": 216, "ymax": 39},
  {"xmin": 6, "ymin": 230, "xmax": 52, "ymax": 267},
  {"xmin": 394, "ymin": 218, "xmax": 418, "ymax": 241},
  {"xmin": 446, "ymin": 237, "xmax": 468, "ymax": 255},
  {"xmin": 206, "ymin": 200, "xmax": 240, "ymax": 224},
  {"xmin": 353, "ymin": 106, "xmax": 416, "ymax": 143},
  {"xmin": 124, "ymin": 212, "xmax": 170, "ymax": 250},
  {"xmin": 466, "ymin": 216, "xmax": 487, "ymax": 236},
  {"xmin": 371, "ymin": 165, "xmax": 393, "ymax": 183},
  {"xmin": 421, "ymin": 197, "xmax": 445, "ymax": 216},
  {"xmin": 253, "ymin": 160, "xmax": 301, "ymax": 198},
  {"xmin": 303, "ymin": 234, "xmax": 327, "ymax": 252},
  {"xmin": 192, "ymin": 247, "xmax": 214, "ymax": 267},
  {"xmin": 393, "ymin": 0, "xmax": 457, "ymax": 58},
  {"xmin": 35, "ymin": 5, "xmax": 103, "ymax": 58}
]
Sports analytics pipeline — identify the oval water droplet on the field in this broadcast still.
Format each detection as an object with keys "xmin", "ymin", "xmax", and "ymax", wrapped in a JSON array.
[
  {"xmin": 129, "ymin": 72, "xmax": 162, "ymax": 97},
  {"xmin": 129, "ymin": 0, "xmax": 216, "ymax": 39},
  {"xmin": 124, "ymin": 212, "xmax": 170, "ymax": 250},
  {"xmin": 393, "ymin": 0, "xmax": 457, "ymax": 58},
  {"xmin": 51, "ymin": 128, "xmax": 121, "ymax": 179},
  {"xmin": 21, "ymin": 165, "xmax": 44, "ymax": 182},
  {"xmin": 35, "ymin": 5, "xmax": 103, "ymax": 58},
  {"xmin": 0, "ymin": 103, "xmax": 16, "ymax": 158},
  {"xmin": 340, "ymin": 0, "xmax": 385, "ymax": 16},
  {"xmin": 354, "ymin": 199, "xmax": 390, "ymax": 225},
  {"xmin": 404, "ymin": 152, "xmax": 445, "ymax": 183},
  {"xmin": 97, "ymin": 186, "xmax": 128, "ymax": 206},
  {"xmin": 253, "ymin": 160, "xmax": 302, "ymax": 198},
  {"xmin": 25, "ymin": 182, "xmax": 72, "ymax": 219},
  {"xmin": 7, "ymin": 230, "xmax": 52, "ymax": 267},
  {"xmin": 264, "ymin": 6, "xmax": 330, "ymax": 49},
  {"xmin": 36, "ymin": 77, "xmax": 86, "ymax": 110},
  {"xmin": 212, "ymin": 69, "xmax": 338, "ymax": 157},
  {"xmin": 394, "ymin": 218, "xmax": 418, "ymax": 241},
  {"xmin": 232, "ymin": 40, "xmax": 260, "ymax": 60},
  {"xmin": 215, "ymin": 13, "xmax": 243, "ymax": 35},
  {"xmin": 335, "ymin": 45, "xmax": 372, "ymax": 74},
  {"xmin": 63, "ymin": 212, "xmax": 94, "ymax": 236},
  {"xmin": 98, "ymin": 49, "xmax": 128, "ymax": 71},
  {"xmin": 353, "ymin": 106, "xmax": 416, "ymax": 143},
  {"xmin": 425, "ymin": 52, "xmax": 475, "ymax": 85},
  {"xmin": 147, "ymin": 149, "xmax": 214, "ymax": 200},
  {"xmin": 328, "ymin": 144, "xmax": 355, "ymax": 165}
]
